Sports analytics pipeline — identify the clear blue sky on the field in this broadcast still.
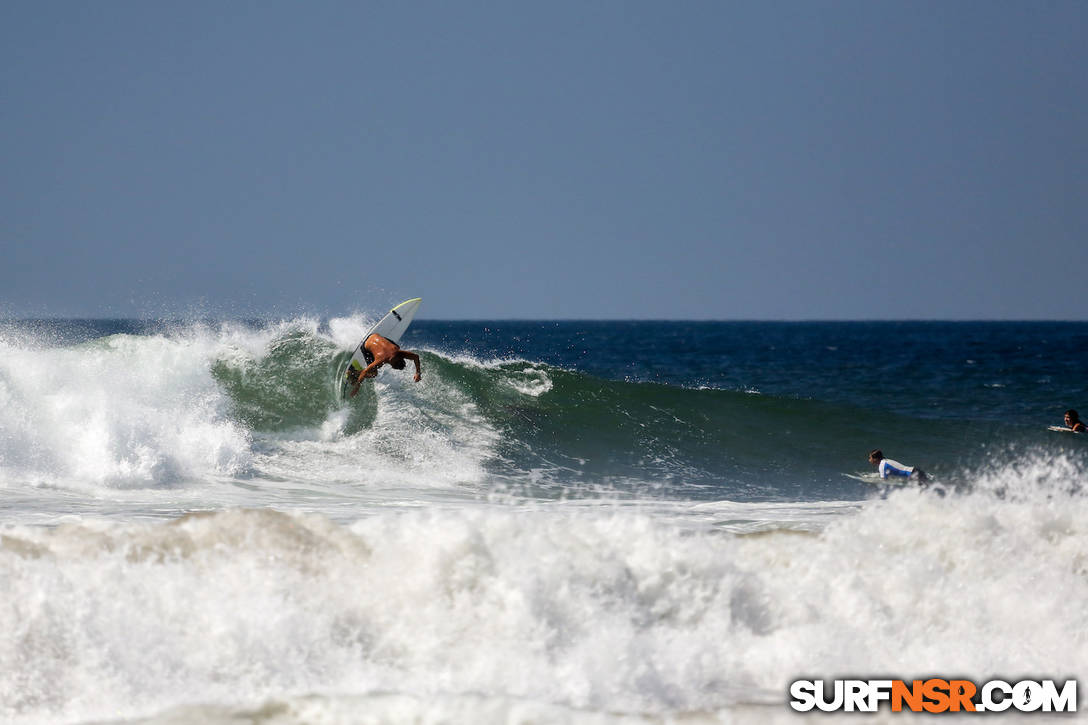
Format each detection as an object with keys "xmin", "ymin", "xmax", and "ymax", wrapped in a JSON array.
[{"xmin": 2, "ymin": 1, "xmax": 1085, "ymax": 319}]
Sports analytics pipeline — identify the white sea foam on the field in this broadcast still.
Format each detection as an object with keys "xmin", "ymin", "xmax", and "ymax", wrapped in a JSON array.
[
  {"xmin": 444, "ymin": 353, "xmax": 558, "ymax": 397},
  {"xmin": 256, "ymin": 369, "xmax": 499, "ymax": 494},
  {"xmin": 0, "ymin": 331, "xmax": 251, "ymax": 491},
  {"xmin": 3, "ymin": 456, "xmax": 1086, "ymax": 723},
  {"xmin": 327, "ymin": 313, "xmax": 377, "ymax": 354},
  {"xmin": 113, "ymin": 693, "xmax": 778, "ymax": 725}
]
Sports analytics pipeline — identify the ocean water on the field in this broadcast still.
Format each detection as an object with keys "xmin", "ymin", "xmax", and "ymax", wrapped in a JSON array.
[{"xmin": 1, "ymin": 317, "xmax": 1086, "ymax": 723}]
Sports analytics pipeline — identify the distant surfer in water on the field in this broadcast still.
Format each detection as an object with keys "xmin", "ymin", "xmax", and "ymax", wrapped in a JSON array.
[
  {"xmin": 868, "ymin": 449, "xmax": 928, "ymax": 482},
  {"xmin": 347, "ymin": 333, "xmax": 421, "ymax": 397},
  {"xmin": 1064, "ymin": 409, "xmax": 1087, "ymax": 432}
]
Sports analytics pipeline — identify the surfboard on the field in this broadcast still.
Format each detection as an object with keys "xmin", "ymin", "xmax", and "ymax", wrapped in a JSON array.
[
  {"xmin": 1048, "ymin": 425, "xmax": 1082, "ymax": 434},
  {"xmin": 843, "ymin": 472, "xmax": 900, "ymax": 485},
  {"xmin": 344, "ymin": 298, "xmax": 422, "ymax": 389}
]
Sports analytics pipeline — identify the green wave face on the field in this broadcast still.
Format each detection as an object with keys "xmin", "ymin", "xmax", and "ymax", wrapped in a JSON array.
[
  {"xmin": 420, "ymin": 354, "xmax": 1063, "ymax": 499},
  {"xmin": 411, "ymin": 356, "xmax": 913, "ymax": 499},
  {"xmin": 211, "ymin": 329, "xmax": 376, "ymax": 433}
]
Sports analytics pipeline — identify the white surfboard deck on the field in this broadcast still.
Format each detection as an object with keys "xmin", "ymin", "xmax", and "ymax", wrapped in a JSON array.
[
  {"xmin": 345, "ymin": 298, "xmax": 422, "ymax": 383},
  {"xmin": 1048, "ymin": 425, "xmax": 1081, "ymax": 434}
]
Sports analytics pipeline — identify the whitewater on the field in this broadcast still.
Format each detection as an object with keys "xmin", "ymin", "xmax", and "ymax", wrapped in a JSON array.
[{"xmin": 1, "ymin": 317, "xmax": 1086, "ymax": 723}]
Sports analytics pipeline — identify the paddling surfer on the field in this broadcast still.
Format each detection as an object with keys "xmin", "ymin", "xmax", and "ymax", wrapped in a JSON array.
[
  {"xmin": 868, "ymin": 449, "xmax": 928, "ymax": 482},
  {"xmin": 1064, "ymin": 409, "xmax": 1087, "ymax": 432},
  {"xmin": 348, "ymin": 333, "xmax": 421, "ymax": 397}
]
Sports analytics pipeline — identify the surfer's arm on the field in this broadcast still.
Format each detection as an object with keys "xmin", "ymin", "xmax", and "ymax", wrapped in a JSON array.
[
  {"xmin": 401, "ymin": 351, "xmax": 422, "ymax": 381},
  {"xmin": 349, "ymin": 360, "xmax": 383, "ymax": 397}
]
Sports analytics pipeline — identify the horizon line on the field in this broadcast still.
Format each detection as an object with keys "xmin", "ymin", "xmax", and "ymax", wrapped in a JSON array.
[{"xmin": 4, "ymin": 316, "xmax": 1088, "ymax": 324}]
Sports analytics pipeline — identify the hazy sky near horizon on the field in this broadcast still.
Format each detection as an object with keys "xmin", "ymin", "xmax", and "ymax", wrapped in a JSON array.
[{"xmin": 3, "ymin": 1, "xmax": 1086, "ymax": 319}]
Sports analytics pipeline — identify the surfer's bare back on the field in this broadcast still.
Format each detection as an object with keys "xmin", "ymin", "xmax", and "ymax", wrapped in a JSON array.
[{"xmin": 348, "ymin": 333, "xmax": 422, "ymax": 397}]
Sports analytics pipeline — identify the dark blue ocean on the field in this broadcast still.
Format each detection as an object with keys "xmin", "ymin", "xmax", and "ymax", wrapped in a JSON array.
[
  {"xmin": 417, "ymin": 320, "xmax": 1088, "ymax": 497},
  {"xmin": 1, "ymin": 317, "xmax": 1086, "ymax": 723}
]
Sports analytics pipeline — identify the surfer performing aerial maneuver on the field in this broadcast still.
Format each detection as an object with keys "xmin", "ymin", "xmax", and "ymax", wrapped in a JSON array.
[
  {"xmin": 345, "ymin": 298, "xmax": 424, "ymax": 398},
  {"xmin": 347, "ymin": 334, "xmax": 421, "ymax": 396}
]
